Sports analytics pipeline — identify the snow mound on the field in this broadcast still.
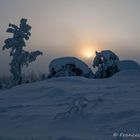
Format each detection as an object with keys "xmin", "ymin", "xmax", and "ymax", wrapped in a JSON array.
[
  {"xmin": 49, "ymin": 57, "xmax": 90, "ymax": 74},
  {"xmin": 0, "ymin": 72, "xmax": 140, "ymax": 140},
  {"xmin": 118, "ymin": 60, "xmax": 140, "ymax": 71},
  {"xmin": 114, "ymin": 69, "xmax": 140, "ymax": 77}
]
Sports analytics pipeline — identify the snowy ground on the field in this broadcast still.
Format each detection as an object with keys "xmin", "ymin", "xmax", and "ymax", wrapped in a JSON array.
[{"xmin": 0, "ymin": 70, "xmax": 140, "ymax": 140}]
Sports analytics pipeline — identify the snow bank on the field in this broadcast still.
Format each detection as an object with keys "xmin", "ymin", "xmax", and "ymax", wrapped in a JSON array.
[
  {"xmin": 0, "ymin": 70, "xmax": 140, "ymax": 140},
  {"xmin": 118, "ymin": 60, "xmax": 140, "ymax": 71}
]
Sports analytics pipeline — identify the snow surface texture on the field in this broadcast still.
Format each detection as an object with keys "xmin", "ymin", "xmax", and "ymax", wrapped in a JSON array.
[{"xmin": 0, "ymin": 69, "xmax": 140, "ymax": 140}]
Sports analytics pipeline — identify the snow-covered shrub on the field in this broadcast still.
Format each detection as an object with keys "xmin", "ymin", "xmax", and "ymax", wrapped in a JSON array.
[
  {"xmin": 2, "ymin": 18, "xmax": 43, "ymax": 85},
  {"xmin": 93, "ymin": 50, "xmax": 120, "ymax": 78},
  {"xmin": 0, "ymin": 75, "xmax": 13, "ymax": 89},
  {"xmin": 48, "ymin": 57, "xmax": 94, "ymax": 78}
]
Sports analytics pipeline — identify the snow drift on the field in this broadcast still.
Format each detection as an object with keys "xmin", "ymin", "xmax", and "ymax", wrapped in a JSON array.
[
  {"xmin": 118, "ymin": 60, "xmax": 140, "ymax": 71},
  {"xmin": 0, "ymin": 69, "xmax": 140, "ymax": 140}
]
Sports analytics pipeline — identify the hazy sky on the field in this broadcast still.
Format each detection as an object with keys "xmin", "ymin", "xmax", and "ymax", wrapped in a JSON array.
[{"xmin": 0, "ymin": 0, "xmax": 140, "ymax": 75}]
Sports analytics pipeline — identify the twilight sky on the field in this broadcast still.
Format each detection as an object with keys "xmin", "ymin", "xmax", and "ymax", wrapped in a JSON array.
[{"xmin": 0, "ymin": 0, "xmax": 140, "ymax": 75}]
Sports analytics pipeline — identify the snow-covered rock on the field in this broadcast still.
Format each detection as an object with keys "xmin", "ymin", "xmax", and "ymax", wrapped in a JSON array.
[{"xmin": 48, "ymin": 57, "xmax": 94, "ymax": 78}]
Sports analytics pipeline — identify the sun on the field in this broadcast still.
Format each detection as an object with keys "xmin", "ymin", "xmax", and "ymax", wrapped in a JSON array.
[
  {"xmin": 76, "ymin": 43, "xmax": 100, "ymax": 60},
  {"xmin": 85, "ymin": 49, "xmax": 93, "ymax": 58},
  {"xmin": 80, "ymin": 47, "xmax": 94, "ymax": 59}
]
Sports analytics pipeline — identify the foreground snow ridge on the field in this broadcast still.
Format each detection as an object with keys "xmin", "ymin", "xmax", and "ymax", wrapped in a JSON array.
[{"xmin": 0, "ymin": 70, "xmax": 140, "ymax": 140}]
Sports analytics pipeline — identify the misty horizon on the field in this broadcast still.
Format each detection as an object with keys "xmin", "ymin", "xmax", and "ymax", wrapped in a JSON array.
[{"xmin": 0, "ymin": 0, "xmax": 140, "ymax": 76}]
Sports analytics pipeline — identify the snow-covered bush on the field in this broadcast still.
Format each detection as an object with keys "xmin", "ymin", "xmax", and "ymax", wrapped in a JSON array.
[
  {"xmin": 2, "ymin": 18, "xmax": 43, "ymax": 85},
  {"xmin": 0, "ymin": 75, "xmax": 13, "ymax": 89},
  {"xmin": 48, "ymin": 57, "xmax": 94, "ymax": 78},
  {"xmin": 93, "ymin": 50, "xmax": 120, "ymax": 78}
]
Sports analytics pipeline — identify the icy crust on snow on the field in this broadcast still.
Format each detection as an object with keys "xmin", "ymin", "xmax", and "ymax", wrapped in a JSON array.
[
  {"xmin": 0, "ymin": 70, "xmax": 140, "ymax": 140},
  {"xmin": 49, "ymin": 57, "xmax": 90, "ymax": 74}
]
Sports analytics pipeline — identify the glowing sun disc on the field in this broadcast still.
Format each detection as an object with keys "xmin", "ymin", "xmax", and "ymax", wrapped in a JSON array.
[
  {"xmin": 81, "ymin": 48, "xmax": 94, "ymax": 59},
  {"xmin": 85, "ymin": 50, "xmax": 93, "ymax": 58}
]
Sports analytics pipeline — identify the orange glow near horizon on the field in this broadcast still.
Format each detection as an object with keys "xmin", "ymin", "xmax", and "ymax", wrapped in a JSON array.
[
  {"xmin": 77, "ymin": 43, "xmax": 101, "ymax": 60},
  {"xmin": 81, "ymin": 47, "xmax": 94, "ymax": 59}
]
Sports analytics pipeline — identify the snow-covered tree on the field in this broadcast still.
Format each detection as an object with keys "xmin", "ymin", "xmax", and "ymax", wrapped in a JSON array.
[
  {"xmin": 2, "ymin": 18, "xmax": 43, "ymax": 85},
  {"xmin": 48, "ymin": 57, "xmax": 94, "ymax": 79},
  {"xmin": 93, "ymin": 50, "xmax": 120, "ymax": 78}
]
